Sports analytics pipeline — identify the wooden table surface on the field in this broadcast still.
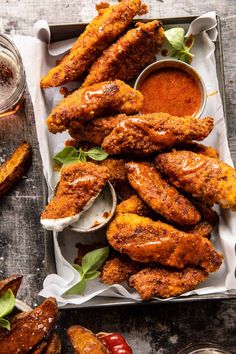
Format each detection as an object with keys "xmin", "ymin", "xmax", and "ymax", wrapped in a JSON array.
[{"xmin": 0, "ymin": 0, "xmax": 236, "ymax": 353}]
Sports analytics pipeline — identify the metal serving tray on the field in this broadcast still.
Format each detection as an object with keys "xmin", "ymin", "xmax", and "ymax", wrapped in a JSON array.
[{"xmin": 43, "ymin": 15, "xmax": 236, "ymax": 308}]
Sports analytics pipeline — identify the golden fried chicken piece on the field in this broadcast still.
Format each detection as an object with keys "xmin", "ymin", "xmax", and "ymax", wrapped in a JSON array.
[
  {"xmin": 116, "ymin": 194, "xmax": 150, "ymax": 216},
  {"xmin": 101, "ymin": 256, "xmax": 138, "ymax": 285},
  {"xmin": 47, "ymin": 80, "xmax": 143, "ymax": 133},
  {"xmin": 40, "ymin": 0, "xmax": 147, "ymax": 88},
  {"xmin": 41, "ymin": 162, "xmax": 109, "ymax": 231},
  {"xmin": 191, "ymin": 199, "xmax": 219, "ymax": 226},
  {"xmin": 69, "ymin": 114, "xmax": 127, "ymax": 145},
  {"xmin": 128, "ymin": 267, "xmax": 208, "ymax": 299},
  {"xmin": 156, "ymin": 150, "xmax": 236, "ymax": 211},
  {"xmin": 82, "ymin": 21, "xmax": 164, "ymax": 87},
  {"xmin": 102, "ymin": 113, "xmax": 214, "ymax": 155},
  {"xmin": 107, "ymin": 213, "xmax": 223, "ymax": 272},
  {"xmin": 126, "ymin": 161, "xmax": 200, "ymax": 225},
  {"xmin": 176, "ymin": 142, "xmax": 219, "ymax": 159}
]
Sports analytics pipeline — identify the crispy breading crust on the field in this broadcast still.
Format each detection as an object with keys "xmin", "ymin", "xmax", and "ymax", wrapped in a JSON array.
[
  {"xmin": 82, "ymin": 20, "xmax": 164, "ymax": 87},
  {"xmin": 46, "ymin": 80, "xmax": 143, "ymax": 134},
  {"xmin": 102, "ymin": 113, "xmax": 214, "ymax": 155},
  {"xmin": 129, "ymin": 267, "xmax": 208, "ymax": 299},
  {"xmin": 116, "ymin": 194, "xmax": 150, "ymax": 216},
  {"xmin": 126, "ymin": 161, "xmax": 201, "ymax": 225},
  {"xmin": 156, "ymin": 150, "xmax": 236, "ymax": 210},
  {"xmin": 101, "ymin": 256, "xmax": 138, "ymax": 285},
  {"xmin": 45, "ymin": 332, "xmax": 62, "ymax": 354},
  {"xmin": 0, "ymin": 141, "xmax": 32, "ymax": 197},
  {"xmin": 40, "ymin": 0, "xmax": 147, "ymax": 88},
  {"xmin": 41, "ymin": 162, "xmax": 109, "ymax": 219},
  {"xmin": 107, "ymin": 213, "xmax": 223, "ymax": 272},
  {"xmin": 69, "ymin": 114, "xmax": 128, "ymax": 145}
]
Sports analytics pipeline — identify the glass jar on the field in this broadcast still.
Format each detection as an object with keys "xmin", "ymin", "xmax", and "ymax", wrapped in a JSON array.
[
  {"xmin": 177, "ymin": 343, "xmax": 231, "ymax": 354},
  {"xmin": 0, "ymin": 34, "xmax": 25, "ymax": 117}
]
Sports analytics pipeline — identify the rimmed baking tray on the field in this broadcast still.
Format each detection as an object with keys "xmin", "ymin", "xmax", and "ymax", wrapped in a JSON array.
[{"xmin": 42, "ymin": 15, "xmax": 236, "ymax": 308}]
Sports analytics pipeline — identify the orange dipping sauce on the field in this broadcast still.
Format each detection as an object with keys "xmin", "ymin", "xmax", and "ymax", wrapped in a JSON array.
[{"xmin": 139, "ymin": 67, "xmax": 202, "ymax": 116}]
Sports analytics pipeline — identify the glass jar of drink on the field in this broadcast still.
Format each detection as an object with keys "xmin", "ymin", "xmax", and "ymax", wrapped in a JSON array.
[{"xmin": 0, "ymin": 34, "xmax": 25, "ymax": 117}]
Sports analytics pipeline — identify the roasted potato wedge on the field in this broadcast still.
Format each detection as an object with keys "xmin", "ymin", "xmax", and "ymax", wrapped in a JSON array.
[
  {"xmin": 45, "ymin": 332, "xmax": 62, "ymax": 354},
  {"xmin": 32, "ymin": 341, "xmax": 48, "ymax": 354},
  {"xmin": 0, "ymin": 274, "xmax": 23, "ymax": 296},
  {"xmin": 67, "ymin": 325, "xmax": 109, "ymax": 354},
  {"xmin": 0, "ymin": 141, "xmax": 32, "ymax": 197},
  {"xmin": 0, "ymin": 297, "xmax": 58, "ymax": 352}
]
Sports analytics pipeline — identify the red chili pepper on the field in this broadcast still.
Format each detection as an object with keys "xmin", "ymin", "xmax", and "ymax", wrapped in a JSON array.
[{"xmin": 98, "ymin": 332, "xmax": 133, "ymax": 354}]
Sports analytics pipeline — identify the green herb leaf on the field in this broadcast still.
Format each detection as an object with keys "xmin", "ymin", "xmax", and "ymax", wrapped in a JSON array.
[
  {"xmin": 82, "ymin": 247, "xmax": 109, "ymax": 274},
  {"xmin": 62, "ymin": 157, "xmax": 81, "ymax": 166},
  {"xmin": 84, "ymin": 270, "xmax": 101, "ymax": 280},
  {"xmin": 0, "ymin": 318, "xmax": 11, "ymax": 330},
  {"xmin": 164, "ymin": 28, "xmax": 185, "ymax": 50},
  {"xmin": 72, "ymin": 263, "xmax": 83, "ymax": 276},
  {"xmin": 65, "ymin": 279, "xmax": 86, "ymax": 295},
  {"xmin": 0, "ymin": 289, "xmax": 15, "ymax": 318},
  {"xmin": 78, "ymin": 149, "xmax": 87, "ymax": 162},
  {"xmin": 53, "ymin": 147, "xmax": 78, "ymax": 165},
  {"xmin": 86, "ymin": 147, "xmax": 108, "ymax": 161}
]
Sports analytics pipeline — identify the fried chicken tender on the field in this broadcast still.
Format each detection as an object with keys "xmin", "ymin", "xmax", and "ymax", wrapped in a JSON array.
[
  {"xmin": 156, "ymin": 150, "xmax": 236, "ymax": 211},
  {"xmin": 102, "ymin": 113, "xmax": 214, "ymax": 155},
  {"xmin": 107, "ymin": 213, "xmax": 223, "ymax": 272},
  {"xmin": 126, "ymin": 161, "xmax": 201, "ymax": 225},
  {"xmin": 176, "ymin": 142, "xmax": 219, "ymax": 159},
  {"xmin": 128, "ymin": 267, "xmax": 208, "ymax": 299},
  {"xmin": 47, "ymin": 80, "xmax": 143, "ymax": 133},
  {"xmin": 40, "ymin": 0, "xmax": 147, "ymax": 88},
  {"xmin": 69, "ymin": 114, "xmax": 127, "ymax": 145},
  {"xmin": 116, "ymin": 194, "xmax": 150, "ymax": 216},
  {"xmin": 101, "ymin": 256, "xmax": 138, "ymax": 285},
  {"xmin": 82, "ymin": 20, "xmax": 164, "ymax": 87},
  {"xmin": 184, "ymin": 221, "xmax": 213, "ymax": 238},
  {"xmin": 41, "ymin": 162, "xmax": 109, "ymax": 231}
]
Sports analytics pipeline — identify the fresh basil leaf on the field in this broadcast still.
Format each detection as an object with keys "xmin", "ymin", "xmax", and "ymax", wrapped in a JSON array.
[
  {"xmin": 62, "ymin": 157, "xmax": 81, "ymax": 166},
  {"xmin": 86, "ymin": 147, "xmax": 108, "ymax": 161},
  {"xmin": 64, "ymin": 279, "xmax": 86, "ymax": 295},
  {"xmin": 72, "ymin": 263, "xmax": 83, "ymax": 276},
  {"xmin": 0, "ymin": 318, "xmax": 10, "ymax": 330},
  {"xmin": 53, "ymin": 147, "xmax": 78, "ymax": 165},
  {"xmin": 0, "ymin": 289, "xmax": 15, "ymax": 318},
  {"xmin": 179, "ymin": 52, "xmax": 191, "ymax": 63},
  {"xmin": 78, "ymin": 149, "xmax": 87, "ymax": 162},
  {"xmin": 84, "ymin": 270, "xmax": 101, "ymax": 280},
  {"xmin": 164, "ymin": 28, "xmax": 185, "ymax": 50},
  {"xmin": 82, "ymin": 247, "xmax": 109, "ymax": 274}
]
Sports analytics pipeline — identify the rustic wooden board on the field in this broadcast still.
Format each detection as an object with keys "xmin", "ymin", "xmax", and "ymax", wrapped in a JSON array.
[{"xmin": 0, "ymin": 0, "xmax": 236, "ymax": 352}]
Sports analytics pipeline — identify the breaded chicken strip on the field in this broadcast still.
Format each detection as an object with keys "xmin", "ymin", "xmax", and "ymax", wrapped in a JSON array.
[
  {"xmin": 176, "ymin": 142, "xmax": 219, "ymax": 159},
  {"xmin": 116, "ymin": 194, "xmax": 150, "ymax": 216},
  {"xmin": 41, "ymin": 162, "xmax": 109, "ymax": 231},
  {"xmin": 156, "ymin": 150, "xmax": 236, "ymax": 210},
  {"xmin": 82, "ymin": 20, "xmax": 164, "ymax": 87},
  {"xmin": 69, "ymin": 114, "xmax": 127, "ymax": 145},
  {"xmin": 40, "ymin": 0, "xmax": 147, "ymax": 88},
  {"xmin": 47, "ymin": 80, "xmax": 143, "ymax": 133},
  {"xmin": 101, "ymin": 256, "xmax": 138, "ymax": 285},
  {"xmin": 184, "ymin": 221, "xmax": 213, "ymax": 238},
  {"xmin": 107, "ymin": 213, "xmax": 223, "ymax": 272},
  {"xmin": 126, "ymin": 161, "xmax": 200, "ymax": 225},
  {"xmin": 102, "ymin": 113, "xmax": 214, "ymax": 155},
  {"xmin": 128, "ymin": 267, "xmax": 208, "ymax": 299}
]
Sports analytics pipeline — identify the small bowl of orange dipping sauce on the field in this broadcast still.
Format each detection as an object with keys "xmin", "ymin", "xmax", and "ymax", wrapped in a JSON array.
[{"xmin": 134, "ymin": 59, "xmax": 206, "ymax": 117}]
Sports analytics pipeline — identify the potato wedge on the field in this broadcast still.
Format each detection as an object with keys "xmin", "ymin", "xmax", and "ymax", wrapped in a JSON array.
[
  {"xmin": 0, "ymin": 275, "xmax": 23, "ymax": 296},
  {"xmin": 67, "ymin": 325, "xmax": 109, "ymax": 354},
  {"xmin": 0, "ymin": 141, "xmax": 32, "ymax": 197},
  {"xmin": 45, "ymin": 332, "xmax": 62, "ymax": 354},
  {"xmin": 0, "ymin": 297, "xmax": 58, "ymax": 352},
  {"xmin": 32, "ymin": 341, "xmax": 48, "ymax": 354}
]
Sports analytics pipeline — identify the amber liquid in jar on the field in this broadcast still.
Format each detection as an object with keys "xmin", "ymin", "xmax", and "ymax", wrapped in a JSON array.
[{"xmin": 0, "ymin": 34, "xmax": 25, "ymax": 117}]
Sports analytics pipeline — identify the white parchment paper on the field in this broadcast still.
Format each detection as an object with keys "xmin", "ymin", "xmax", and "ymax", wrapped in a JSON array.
[{"xmin": 11, "ymin": 12, "xmax": 236, "ymax": 307}]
